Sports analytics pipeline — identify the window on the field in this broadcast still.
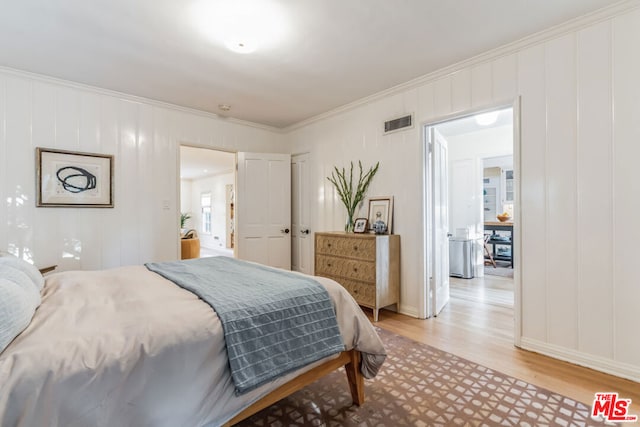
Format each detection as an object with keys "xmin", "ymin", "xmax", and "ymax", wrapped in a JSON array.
[{"xmin": 201, "ymin": 192, "xmax": 212, "ymax": 234}]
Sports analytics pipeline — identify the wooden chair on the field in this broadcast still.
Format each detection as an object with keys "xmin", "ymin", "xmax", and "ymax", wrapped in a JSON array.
[{"xmin": 483, "ymin": 234, "xmax": 497, "ymax": 268}]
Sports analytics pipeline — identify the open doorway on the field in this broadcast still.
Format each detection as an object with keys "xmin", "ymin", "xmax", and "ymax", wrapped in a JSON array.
[
  {"xmin": 179, "ymin": 146, "xmax": 235, "ymax": 259},
  {"xmin": 423, "ymin": 105, "xmax": 518, "ymax": 339}
]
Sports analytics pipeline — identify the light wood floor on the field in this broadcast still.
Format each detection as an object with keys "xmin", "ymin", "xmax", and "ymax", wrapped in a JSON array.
[{"xmin": 367, "ymin": 274, "xmax": 640, "ymax": 415}]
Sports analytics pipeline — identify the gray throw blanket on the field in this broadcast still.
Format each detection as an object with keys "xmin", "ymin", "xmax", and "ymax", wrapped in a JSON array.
[{"xmin": 145, "ymin": 257, "xmax": 345, "ymax": 395}]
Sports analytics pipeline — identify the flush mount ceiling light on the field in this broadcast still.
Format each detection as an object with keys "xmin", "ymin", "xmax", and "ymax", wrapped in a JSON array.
[
  {"xmin": 226, "ymin": 41, "xmax": 253, "ymax": 54},
  {"xmin": 192, "ymin": 0, "xmax": 288, "ymax": 54},
  {"xmin": 218, "ymin": 104, "xmax": 231, "ymax": 112},
  {"xmin": 474, "ymin": 111, "xmax": 499, "ymax": 126}
]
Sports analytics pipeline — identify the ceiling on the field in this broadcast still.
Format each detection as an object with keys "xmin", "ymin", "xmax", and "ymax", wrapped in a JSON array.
[
  {"xmin": 0, "ymin": 0, "xmax": 618, "ymax": 128},
  {"xmin": 180, "ymin": 146, "xmax": 235, "ymax": 181},
  {"xmin": 436, "ymin": 107, "xmax": 512, "ymax": 138}
]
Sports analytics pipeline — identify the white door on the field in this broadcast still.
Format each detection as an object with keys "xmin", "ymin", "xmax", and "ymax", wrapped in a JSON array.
[
  {"xmin": 291, "ymin": 153, "xmax": 312, "ymax": 274},
  {"xmin": 236, "ymin": 152, "xmax": 291, "ymax": 269},
  {"xmin": 430, "ymin": 127, "xmax": 450, "ymax": 316}
]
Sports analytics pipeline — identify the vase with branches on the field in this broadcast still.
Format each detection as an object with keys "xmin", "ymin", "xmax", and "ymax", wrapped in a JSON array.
[{"xmin": 327, "ymin": 161, "xmax": 379, "ymax": 232}]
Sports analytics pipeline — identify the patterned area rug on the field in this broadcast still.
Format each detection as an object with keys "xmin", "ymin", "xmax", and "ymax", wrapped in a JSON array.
[{"xmin": 237, "ymin": 328, "xmax": 609, "ymax": 427}]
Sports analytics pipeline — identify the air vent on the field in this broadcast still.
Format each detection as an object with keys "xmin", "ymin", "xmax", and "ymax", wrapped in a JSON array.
[{"xmin": 384, "ymin": 114, "xmax": 413, "ymax": 134}]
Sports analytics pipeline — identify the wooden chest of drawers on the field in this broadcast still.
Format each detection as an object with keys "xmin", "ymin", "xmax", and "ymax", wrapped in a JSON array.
[{"xmin": 314, "ymin": 232, "xmax": 400, "ymax": 321}]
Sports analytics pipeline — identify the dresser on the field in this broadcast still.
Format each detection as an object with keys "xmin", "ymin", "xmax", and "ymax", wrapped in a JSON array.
[{"xmin": 314, "ymin": 232, "xmax": 400, "ymax": 321}]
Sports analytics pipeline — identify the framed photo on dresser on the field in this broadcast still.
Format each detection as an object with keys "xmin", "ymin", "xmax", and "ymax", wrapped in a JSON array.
[
  {"xmin": 353, "ymin": 218, "xmax": 368, "ymax": 233},
  {"xmin": 367, "ymin": 196, "xmax": 393, "ymax": 233}
]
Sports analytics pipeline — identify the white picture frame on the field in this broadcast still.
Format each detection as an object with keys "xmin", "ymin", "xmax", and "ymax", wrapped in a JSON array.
[{"xmin": 366, "ymin": 196, "xmax": 394, "ymax": 234}]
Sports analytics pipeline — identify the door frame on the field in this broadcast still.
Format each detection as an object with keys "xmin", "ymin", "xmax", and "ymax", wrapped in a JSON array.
[
  {"xmin": 176, "ymin": 143, "xmax": 238, "ymax": 258},
  {"xmin": 291, "ymin": 152, "xmax": 312, "ymax": 274},
  {"xmin": 420, "ymin": 97, "xmax": 523, "ymax": 347}
]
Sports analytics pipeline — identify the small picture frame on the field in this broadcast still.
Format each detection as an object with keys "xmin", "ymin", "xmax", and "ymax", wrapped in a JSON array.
[
  {"xmin": 353, "ymin": 218, "xmax": 368, "ymax": 233},
  {"xmin": 36, "ymin": 147, "xmax": 114, "ymax": 207},
  {"xmin": 367, "ymin": 196, "xmax": 394, "ymax": 234}
]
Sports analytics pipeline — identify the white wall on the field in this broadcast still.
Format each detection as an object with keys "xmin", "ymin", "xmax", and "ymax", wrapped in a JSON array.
[
  {"xmin": 447, "ymin": 125, "xmax": 512, "ymax": 237},
  {"xmin": 0, "ymin": 69, "xmax": 287, "ymax": 271},
  {"xmin": 180, "ymin": 179, "xmax": 194, "ymax": 229},
  {"xmin": 189, "ymin": 172, "xmax": 234, "ymax": 249},
  {"xmin": 286, "ymin": 6, "xmax": 640, "ymax": 381}
]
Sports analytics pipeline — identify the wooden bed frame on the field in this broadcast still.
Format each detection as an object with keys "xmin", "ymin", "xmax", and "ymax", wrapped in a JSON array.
[{"xmin": 223, "ymin": 349, "xmax": 364, "ymax": 426}]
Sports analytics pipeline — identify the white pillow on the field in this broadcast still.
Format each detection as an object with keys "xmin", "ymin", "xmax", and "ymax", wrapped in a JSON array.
[
  {"xmin": 0, "ymin": 256, "xmax": 45, "ymax": 291},
  {"xmin": 0, "ymin": 279, "xmax": 40, "ymax": 353},
  {"xmin": 0, "ymin": 257, "xmax": 43, "ymax": 353}
]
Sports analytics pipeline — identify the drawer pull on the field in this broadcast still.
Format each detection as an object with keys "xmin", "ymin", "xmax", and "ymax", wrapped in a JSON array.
[
  {"xmin": 354, "ymin": 246, "xmax": 358, "ymax": 251},
  {"xmin": 327, "ymin": 243, "xmax": 332, "ymax": 247},
  {"xmin": 353, "ymin": 268, "xmax": 358, "ymax": 272},
  {"xmin": 327, "ymin": 263, "xmax": 332, "ymax": 267}
]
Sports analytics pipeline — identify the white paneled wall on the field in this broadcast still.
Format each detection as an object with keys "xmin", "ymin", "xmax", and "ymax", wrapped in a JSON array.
[
  {"xmin": 612, "ymin": 9, "xmax": 640, "ymax": 368},
  {"xmin": 287, "ymin": 6, "xmax": 640, "ymax": 380},
  {"xmin": 577, "ymin": 21, "xmax": 613, "ymax": 360},
  {"xmin": 0, "ymin": 70, "xmax": 285, "ymax": 271}
]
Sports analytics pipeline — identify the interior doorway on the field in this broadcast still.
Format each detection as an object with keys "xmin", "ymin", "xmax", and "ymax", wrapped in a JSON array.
[
  {"xmin": 179, "ymin": 145, "xmax": 236, "ymax": 259},
  {"xmin": 423, "ymin": 104, "xmax": 519, "ymax": 344}
]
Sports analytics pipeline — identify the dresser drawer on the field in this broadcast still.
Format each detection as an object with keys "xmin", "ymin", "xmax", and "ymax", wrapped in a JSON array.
[
  {"xmin": 323, "ymin": 275, "xmax": 376, "ymax": 307},
  {"xmin": 315, "ymin": 235, "xmax": 375, "ymax": 261},
  {"xmin": 315, "ymin": 255, "xmax": 376, "ymax": 282}
]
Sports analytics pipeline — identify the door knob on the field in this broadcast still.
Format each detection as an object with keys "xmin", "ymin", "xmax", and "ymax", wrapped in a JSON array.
[
  {"xmin": 301, "ymin": 229, "xmax": 310, "ymax": 235},
  {"xmin": 281, "ymin": 228, "xmax": 290, "ymax": 234}
]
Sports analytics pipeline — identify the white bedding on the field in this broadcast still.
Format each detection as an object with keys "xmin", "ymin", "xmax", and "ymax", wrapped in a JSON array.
[{"xmin": 0, "ymin": 264, "xmax": 385, "ymax": 427}]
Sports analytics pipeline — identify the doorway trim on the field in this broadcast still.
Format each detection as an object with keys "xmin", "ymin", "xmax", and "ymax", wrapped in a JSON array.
[
  {"xmin": 420, "ymin": 97, "xmax": 523, "ymax": 347},
  {"xmin": 291, "ymin": 151, "xmax": 312, "ymax": 274},
  {"xmin": 177, "ymin": 143, "xmax": 238, "ymax": 258}
]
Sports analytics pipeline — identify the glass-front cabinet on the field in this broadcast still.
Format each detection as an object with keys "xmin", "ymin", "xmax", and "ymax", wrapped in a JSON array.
[{"xmin": 505, "ymin": 170, "xmax": 514, "ymax": 203}]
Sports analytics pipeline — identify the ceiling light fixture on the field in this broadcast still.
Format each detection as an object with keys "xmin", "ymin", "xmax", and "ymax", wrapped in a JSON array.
[
  {"xmin": 218, "ymin": 104, "xmax": 231, "ymax": 112},
  {"xmin": 474, "ymin": 111, "xmax": 499, "ymax": 126},
  {"xmin": 226, "ymin": 41, "xmax": 254, "ymax": 54},
  {"xmin": 192, "ymin": 0, "xmax": 288, "ymax": 54}
]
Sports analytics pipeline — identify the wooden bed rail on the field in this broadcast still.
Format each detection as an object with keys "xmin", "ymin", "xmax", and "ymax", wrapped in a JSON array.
[{"xmin": 223, "ymin": 349, "xmax": 364, "ymax": 426}]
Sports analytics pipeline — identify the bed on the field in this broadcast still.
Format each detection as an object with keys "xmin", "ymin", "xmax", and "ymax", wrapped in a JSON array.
[{"xmin": 0, "ymin": 255, "xmax": 386, "ymax": 427}]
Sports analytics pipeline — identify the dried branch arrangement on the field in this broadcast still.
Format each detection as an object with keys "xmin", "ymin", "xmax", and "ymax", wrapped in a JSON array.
[{"xmin": 327, "ymin": 161, "xmax": 379, "ymax": 231}]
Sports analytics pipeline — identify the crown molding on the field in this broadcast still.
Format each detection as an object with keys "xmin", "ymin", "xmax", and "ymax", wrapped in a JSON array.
[
  {"xmin": 0, "ymin": 65, "xmax": 283, "ymax": 134},
  {"xmin": 284, "ymin": 0, "xmax": 640, "ymax": 133}
]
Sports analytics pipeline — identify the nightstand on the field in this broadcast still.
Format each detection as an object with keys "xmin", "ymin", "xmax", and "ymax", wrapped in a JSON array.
[{"xmin": 38, "ymin": 265, "xmax": 58, "ymax": 275}]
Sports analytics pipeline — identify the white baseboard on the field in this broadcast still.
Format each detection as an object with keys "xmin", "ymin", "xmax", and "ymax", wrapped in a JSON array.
[
  {"xmin": 520, "ymin": 337, "xmax": 640, "ymax": 383},
  {"xmin": 398, "ymin": 304, "xmax": 419, "ymax": 318}
]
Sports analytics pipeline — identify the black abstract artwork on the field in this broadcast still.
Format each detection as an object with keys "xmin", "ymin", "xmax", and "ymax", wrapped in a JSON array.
[
  {"xmin": 37, "ymin": 147, "xmax": 113, "ymax": 207},
  {"xmin": 56, "ymin": 166, "xmax": 97, "ymax": 193}
]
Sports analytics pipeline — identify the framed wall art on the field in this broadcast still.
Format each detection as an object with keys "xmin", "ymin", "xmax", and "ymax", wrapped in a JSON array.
[
  {"xmin": 367, "ymin": 196, "xmax": 393, "ymax": 234},
  {"xmin": 36, "ymin": 147, "xmax": 114, "ymax": 207},
  {"xmin": 353, "ymin": 218, "xmax": 368, "ymax": 233}
]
